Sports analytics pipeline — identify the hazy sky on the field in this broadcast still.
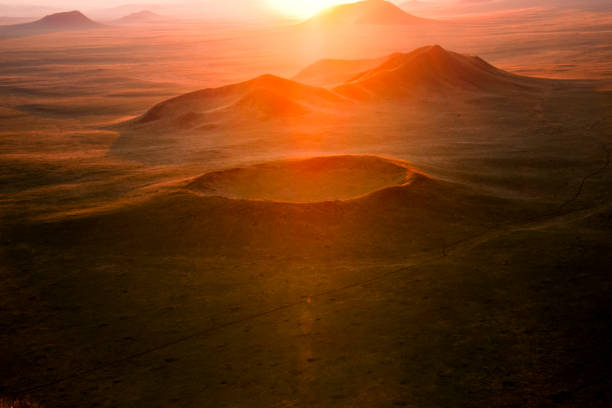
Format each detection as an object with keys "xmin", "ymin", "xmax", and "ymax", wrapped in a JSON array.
[
  {"xmin": 0, "ymin": 0, "xmax": 417, "ymax": 12},
  {"xmin": 0, "ymin": 0, "xmax": 417, "ymax": 19},
  {"xmin": 0, "ymin": 0, "xmax": 409, "ymax": 8},
  {"xmin": 2, "ymin": 0, "xmax": 412, "ymax": 5},
  {"xmin": 4, "ymin": 1, "xmax": 606, "ymax": 20}
]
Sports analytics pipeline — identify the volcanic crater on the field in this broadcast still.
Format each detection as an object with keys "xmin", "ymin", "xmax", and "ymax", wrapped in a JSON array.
[{"xmin": 187, "ymin": 155, "xmax": 417, "ymax": 203}]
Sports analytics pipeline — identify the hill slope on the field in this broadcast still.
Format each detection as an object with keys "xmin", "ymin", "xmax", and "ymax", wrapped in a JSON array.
[{"xmin": 293, "ymin": 55, "xmax": 389, "ymax": 87}]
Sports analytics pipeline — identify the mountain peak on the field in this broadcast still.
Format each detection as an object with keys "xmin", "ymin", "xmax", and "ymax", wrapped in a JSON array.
[
  {"xmin": 115, "ymin": 10, "xmax": 167, "ymax": 24},
  {"xmin": 37, "ymin": 10, "xmax": 99, "ymax": 27},
  {"xmin": 307, "ymin": 0, "xmax": 430, "ymax": 25},
  {"xmin": 334, "ymin": 45, "xmax": 538, "ymax": 98}
]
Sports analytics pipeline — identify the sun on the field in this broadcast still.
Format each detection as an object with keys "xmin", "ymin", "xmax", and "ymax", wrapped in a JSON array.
[{"xmin": 265, "ymin": 0, "xmax": 349, "ymax": 18}]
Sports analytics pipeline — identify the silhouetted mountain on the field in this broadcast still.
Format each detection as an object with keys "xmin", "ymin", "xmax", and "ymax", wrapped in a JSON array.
[
  {"xmin": 0, "ymin": 10, "xmax": 103, "ymax": 39},
  {"xmin": 306, "ymin": 0, "xmax": 431, "ymax": 25},
  {"xmin": 114, "ymin": 10, "xmax": 169, "ymax": 24}
]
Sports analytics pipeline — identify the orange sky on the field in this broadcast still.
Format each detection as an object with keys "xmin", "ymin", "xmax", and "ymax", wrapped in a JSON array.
[
  {"xmin": 2, "ymin": 1, "xmax": 608, "ymax": 20},
  {"xmin": 0, "ymin": 0, "xmax": 414, "ymax": 18}
]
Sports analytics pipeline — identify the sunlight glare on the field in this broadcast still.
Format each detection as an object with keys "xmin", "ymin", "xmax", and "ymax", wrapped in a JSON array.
[{"xmin": 265, "ymin": 0, "xmax": 350, "ymax": 18}]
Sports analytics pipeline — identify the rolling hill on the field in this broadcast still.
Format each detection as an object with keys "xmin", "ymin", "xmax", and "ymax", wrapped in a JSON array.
[
  {"xmin": 124, "ymin": 45, "xmax": 543, "ymax": 133},
  {"xmin": 127, "ymin": 74, "xmax": 346, "ymax": 130}
]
